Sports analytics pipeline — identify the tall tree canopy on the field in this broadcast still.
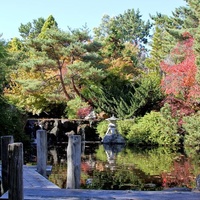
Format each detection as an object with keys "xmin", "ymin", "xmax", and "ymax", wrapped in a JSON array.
[
  {"xmin": 4, "ymin": 24, "xmax": 105, "ymax": 115},
  {"xmin": 146, "ymin": 2, "xmax": 199, "ymax": 72},
  {"xmin": 161, "ymin": 33, "xmax": 197, "ymax": 98},
  {"xmin": 161, "ymin": 32, "xmax": 200, "ymax": 118},
  {"xmin": 0, "ymin": 37, "xmax": 8, "ymax": 93},
  {"xmin": 187, "ymin": 0, "xmax": 200, "ymax": 82},
  {"xmin": 94, "ymin": 9, "xmax": 152, "ymax": 46},
  {"xmin": 93, "ymin": 9, "xmax": 151, "ymax": 68},
  {"xmin": 19, "ymin": 17, "xmax": 45, "ymax": 39}
]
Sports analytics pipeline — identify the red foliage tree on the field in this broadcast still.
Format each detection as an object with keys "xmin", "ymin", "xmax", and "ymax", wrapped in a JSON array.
[
  {"xmin": 161, "ymin": 32, "xmax": 200, "ymax": 118},
  {"xmin": 77, "ymin": 106, "xmax": 92, "ymax": 119}
]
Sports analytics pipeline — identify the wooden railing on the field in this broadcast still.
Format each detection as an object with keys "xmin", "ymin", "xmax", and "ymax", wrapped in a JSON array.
[{"xmin": 1, "ymin": 132, "xmax": 82, "ymax": 200}]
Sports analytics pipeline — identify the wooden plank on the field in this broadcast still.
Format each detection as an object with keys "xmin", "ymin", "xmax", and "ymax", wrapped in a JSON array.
[
  {"xmin": 4, "ymin": 188, "xmax": 200, "ymax": 200},
  {"xmin": 0, "ymin": 165, "xmax": 59, "ymax": 199}
]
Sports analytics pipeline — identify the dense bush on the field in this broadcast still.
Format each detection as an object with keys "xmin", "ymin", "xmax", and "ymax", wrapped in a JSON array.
[
  {"xmin": 96, "ymin": 104, "xmax": 180, "ymax": 146},
  {"xmin": 65, "ymin": 97, "xmax": 90, "ymax": 119},
  {"xmin": 96, "ymin": 120, "xmax": 109, "ymax": 139},
  {"xmin": 182, "ymin": 112, "xmax": 200, "ymax": 151},
  {"xmin": 127, "ymin": 104, "xmax": 180, "ymax": 146},
  {"xmin": 117, "ymin": 119, "xmax": 135, "ymax": 138},
  {"xmin": 126, "ymin": 111, "xmax": 161, "ymax": 145},
  {"xmin": 0, "ymin": 97, "xmax": 28, "ymax": 142}
]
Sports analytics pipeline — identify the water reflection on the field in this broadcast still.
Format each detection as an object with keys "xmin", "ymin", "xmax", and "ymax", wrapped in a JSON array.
[
  {"xmin": 48, "ymin": 144, "xmax": 200, "ymax": 191},
  {"xmin": 103, "ymin": 144, "xmax": 125, "ymax": 170}
]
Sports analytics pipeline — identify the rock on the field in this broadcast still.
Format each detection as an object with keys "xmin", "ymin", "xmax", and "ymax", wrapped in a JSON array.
[
  {"xmin": 144, "ymin": 183, "xmax": 157, "ymax": 188},
  {"xmin": 65, "ymin": 130, "xmax": 75, "ymax": 136},
  {"xmin": 193, "ymin": 174, "xmax": 200, "ymax": 192},
  {"xmin": 85, "ymin": 111, "xmax": 96, "ymax": 120},
  {"xmin": 102, "ymin": 133, "xmax": 125, "ymax": 144}
]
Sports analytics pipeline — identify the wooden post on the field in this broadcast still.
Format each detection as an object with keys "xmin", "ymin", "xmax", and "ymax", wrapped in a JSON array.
[
  {"xmin": 8, "ymin": 143, "xmax": 23, "ymax": 200},
  {"xmin": 67, "ymin": 135, "xmax": 81, "ymax": 189},
  {"xmin": 36, "ymin": 130, "xmax": 47, "ymax": 177},
  {"xmin": 196, "ymin": 174, "xmax": 200, "ymax": 190},
  {"xmin": 1, "ymin": 135, "xmax": 14, "ymax": 194}
]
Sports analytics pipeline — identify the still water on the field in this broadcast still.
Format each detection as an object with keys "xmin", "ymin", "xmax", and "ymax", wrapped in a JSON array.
[{"xmin": 47, "ymin": 143, "xmax": 200, "ymax": 191}]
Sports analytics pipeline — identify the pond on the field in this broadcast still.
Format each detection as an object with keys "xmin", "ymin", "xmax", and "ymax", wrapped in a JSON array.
[{"xmin": 46, "ymin": 143, "xmax": 200, "ymax": 191}]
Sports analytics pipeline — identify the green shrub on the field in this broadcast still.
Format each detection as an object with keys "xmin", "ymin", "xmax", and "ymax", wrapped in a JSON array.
[
  {"xmin": 127, "ymin": 104, "xmax": 180, "ymax": 146},
  {"xmin": 0, "ymin": 97, "xmax": 28, "ymax": 142},
  {"xmin": 117, "ymin": 119, "xmax": 135, "ymax": 138},
  {"xmin": 127, "ymin": 112, "xmax": 160, "ymax": 145},
  {"xmin": 148, "ymin": 104, "xmax": 180, "ymax": 146},
  {"xmin": 96, "ymin": 120, "xmax": 109, "ymax": 139},
  {"xmin": 65, "ymin": 97, "xmax": 89, "ymax": 119},
  {"xmin": 182, "ymin": 112, "xmax": 200, "ymax": 151}
]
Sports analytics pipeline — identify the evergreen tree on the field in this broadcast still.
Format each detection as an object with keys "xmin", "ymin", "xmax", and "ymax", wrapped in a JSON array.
[
  {"xmin": 88, "ymin": 72, "xmax": 163, "ymax": 119},
  {"xmin": 0, "ymin": 37, "xmax": 8, "ymax": 93},
  {"xmin": 146, "ymin": 4, "xmax": 198, "ymax": 74},
  {"xmin": 19, "ymin": 17, "xmax": 45, "ymax": 39},
  {"xmin": 4, "ymin": 27, "xmax": 104, "ymax": 115},
  {"xmin": 94, "ymin": 9, "xmax": 152, "ymax": 46},
  {"xmin": 145, "ymin": 24, "xmax": 167, "ymax": 73},
  {"xmin": 38, "ymin": 15, "xmax": 58, "ymax": 38},
  {"xmin": 187, "ymin": 0, "xmax": 200, "ymax": 83},
  {"xmin": 94, "ymin": 8, "xmax": 152, "ymax": 68}
]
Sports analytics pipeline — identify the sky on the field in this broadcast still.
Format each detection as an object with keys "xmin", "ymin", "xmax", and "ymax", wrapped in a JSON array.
[{"xmin": 1, "ymin": 0, "xmax": 187, "ymax": 40}]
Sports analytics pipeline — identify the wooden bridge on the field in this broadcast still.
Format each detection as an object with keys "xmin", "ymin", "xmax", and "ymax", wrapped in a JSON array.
[
  {"xmin": 1, "ymin": 135, "xmax": 200, "ymax": 199},
  {"xmin": 1, "ymin": 165, "xmax": 200, "ymax": 200}
]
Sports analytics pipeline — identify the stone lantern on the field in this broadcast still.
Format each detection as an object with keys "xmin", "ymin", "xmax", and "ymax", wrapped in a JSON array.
[
  {"xmin": 105, "ymin": 115, "xmax": 119, "ymax": 135},
  {"xmin": 102, "ymin": 115, "xmax": 125, "ymax": 144}
]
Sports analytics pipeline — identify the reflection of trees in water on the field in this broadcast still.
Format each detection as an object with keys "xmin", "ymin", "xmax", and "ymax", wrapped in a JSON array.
[
  {"xmin": 184, "ymin": 145, "xmax": 200, "ymax": 177},
  {"xmin": 161, "ymin": 155, "xmax": 194, "ymax": 189},
  {"xmin": 116, "ymin": 146, "xmax": 197, "ymax": 190},
  {"xmin": 87, "ymin": 145, "xmax": 163, "ymax": 190},
  {"xmin": 48, "ymin": 144, "xmax": 198, "ymax": 190},
  {"xmin": 87, "ymin": 166, "xmax": 163, "ymax": 190},
  {"xmin": 116, "ymin": 147, "xmax": 175, "ymax": 175},
  {"xmin": 48, "ymin": 143, "xmax": 99, "ymax": 165}
]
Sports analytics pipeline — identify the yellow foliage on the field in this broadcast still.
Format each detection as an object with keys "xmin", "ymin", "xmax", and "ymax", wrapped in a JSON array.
[{"xmin": 108, "ymin": 57, "xmax": 141, "ymax": 79}]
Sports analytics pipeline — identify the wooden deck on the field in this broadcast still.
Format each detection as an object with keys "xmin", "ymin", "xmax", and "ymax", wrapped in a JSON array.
[{"xmin": 1, "ymin": 165, "xmax": 200, "ymax": 200}]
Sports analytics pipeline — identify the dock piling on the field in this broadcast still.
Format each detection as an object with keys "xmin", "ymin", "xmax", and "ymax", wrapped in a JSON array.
[
  {"xmin": 8, "ymin": 142, "xmax": 23, "ymax": 200},
  {"xmin": 1, "ymin": 135, "xmax": 14, "ymax": 194},
  {"xmin": 67, "ymin": 135, "xmax": 81, "ymax": 189},
  {"xmin": 36, "ymin": 130, "xmax": 47, "ymax": 177}
]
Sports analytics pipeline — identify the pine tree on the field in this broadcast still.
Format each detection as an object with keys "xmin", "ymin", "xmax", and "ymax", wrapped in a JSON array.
[
  {"xmin": 38, "ymin": 15, "xmax": 58, "ymax": 38},
  {"xmin": 19, "ymin": 17, "xmax": 45, "ymax": 39},
  {"xmin": 188, "ymin": 0, "xmax": 200, "ymax": 83},
  {"xmin": 4, "ymin": 27, "xmax": 105, "ymax": 115},
  {"xmin": 145, "ymin": 14, "xmax": 176, "ymax": 74},
  {"xmin": 0, "ymin": 37, "xmax": 8, "ymax": 93}
]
